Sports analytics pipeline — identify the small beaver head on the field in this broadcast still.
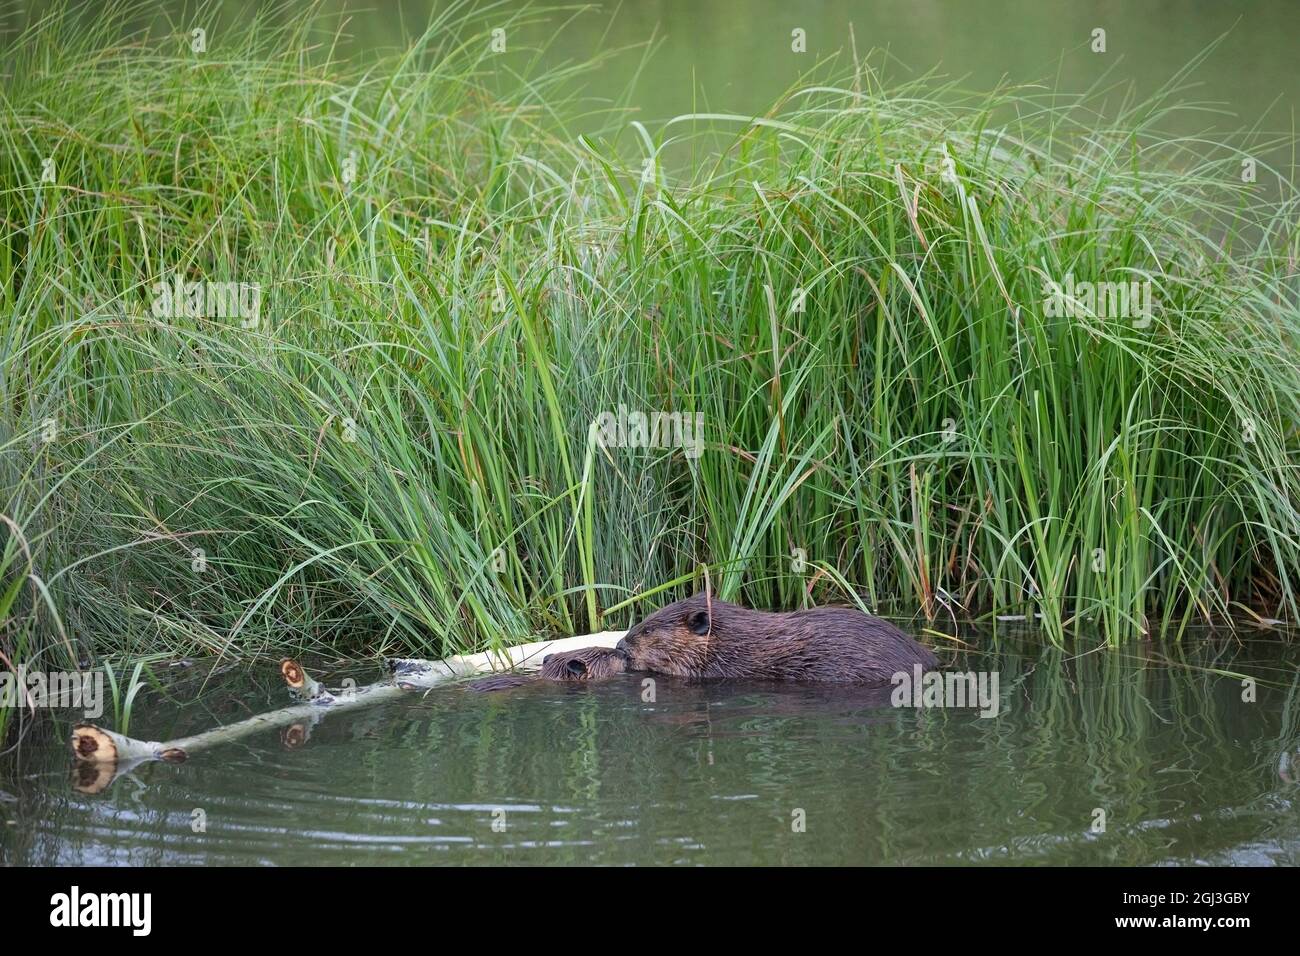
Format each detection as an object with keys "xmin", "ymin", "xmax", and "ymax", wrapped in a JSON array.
[
  {"xmin": 615, "ymin": 593, "xmax": 719, "ymax": 678},
  {"xmin": 540, "ymin": 646, "xmax": 628, "ymax": 682}
]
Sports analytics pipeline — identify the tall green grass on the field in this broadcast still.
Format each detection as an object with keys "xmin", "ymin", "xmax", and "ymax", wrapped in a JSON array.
[{"xmin": 2, "ymin": 2, "xmax": 1298, "ymax": 721}]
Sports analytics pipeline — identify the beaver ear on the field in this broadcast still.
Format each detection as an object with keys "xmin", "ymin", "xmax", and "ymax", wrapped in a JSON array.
[
  {"xmin": 687, "ymin": 608, "xmax": 710, "ymax": 635},
  {"xmin": 566, "ymin": 659, "xmax": 588, "ymax": 676}
]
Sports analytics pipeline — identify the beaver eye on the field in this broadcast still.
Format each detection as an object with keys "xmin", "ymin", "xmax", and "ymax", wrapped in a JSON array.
[
  {"xmin": 566, "ymin": 659, "xmax": 587, "ymax": 676},
  {"xmin": 687, "ymin": 609, "xmax": 710, "ymax": 635}
]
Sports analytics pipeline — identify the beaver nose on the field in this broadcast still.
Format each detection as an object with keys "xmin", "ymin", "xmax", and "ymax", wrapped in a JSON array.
[{"xmin": 615, "ymin": 635, "xmax": 631, "ymax": 653}]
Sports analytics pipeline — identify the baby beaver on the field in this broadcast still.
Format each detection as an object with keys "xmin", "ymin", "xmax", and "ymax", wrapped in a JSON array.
[
  {"xmin": 616, "ymin": 593, "xmax": 937, "ymax": 684},
  {"xmin": 464, "ymin": 645, "xmax": 628, "ymax": 692}
]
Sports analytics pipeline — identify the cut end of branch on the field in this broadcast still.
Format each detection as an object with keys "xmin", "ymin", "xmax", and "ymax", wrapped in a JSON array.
[
  {"xmin": 281, "ymin": 658, "xmax": 306, "ymax": 690},
  {"xmin": 71, "ymin": 723, "xmax": 118, "ymax": 764},
  {"xmin": 282, "ymin": 657, "xmax": 330, "ymax": 701}
]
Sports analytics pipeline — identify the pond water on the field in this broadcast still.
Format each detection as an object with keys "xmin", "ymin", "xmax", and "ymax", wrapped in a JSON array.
[
  {"xmin": 3, "ymin": 633, "xmax": 1298, "ymax": 865},
  {"xmin": 64, "ymin": 0, "xmax": 1299, "ymax": 135}
]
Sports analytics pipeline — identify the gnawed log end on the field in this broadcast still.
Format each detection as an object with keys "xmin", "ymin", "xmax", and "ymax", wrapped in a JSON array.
[
  {"xmin": 72, "ymin": 724, "xmax": 117, "ymax": 764},
  {"xmin": 281, "ymin": 658, "xmax": 306, "ymax": 690}
]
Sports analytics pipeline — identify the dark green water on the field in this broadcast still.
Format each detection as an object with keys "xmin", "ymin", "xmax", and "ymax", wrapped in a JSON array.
[
  {"xmin": 16, "ymin": 1, "xmax": 1300, "ymax": 134},
  {"xmin": 2, "ymin": 634, "xmax": 1298, "ymax": 865}
]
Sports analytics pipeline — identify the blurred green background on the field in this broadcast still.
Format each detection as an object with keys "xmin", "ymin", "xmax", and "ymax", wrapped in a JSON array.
[{"xmin": 5, "ymin": 0, "xmax": 1294, "ymax": 134}]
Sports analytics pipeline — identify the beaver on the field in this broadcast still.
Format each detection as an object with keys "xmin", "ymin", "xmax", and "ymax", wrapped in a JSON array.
[
  {"xmin": 465, "ymin": 673, "xmax": 537, "ymax": 692},
  {"xmin": 615, "ymin": 593, "xmax": 937, "ymax": 683},
  {"xmin": 464, "ymin": 645, "xmax": 628, "ymax": 692}
]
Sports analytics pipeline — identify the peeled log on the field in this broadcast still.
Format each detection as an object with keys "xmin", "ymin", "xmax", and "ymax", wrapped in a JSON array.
[{"xmin": 70, "ymin": 630, "xmax": 625, "ymax": 789}]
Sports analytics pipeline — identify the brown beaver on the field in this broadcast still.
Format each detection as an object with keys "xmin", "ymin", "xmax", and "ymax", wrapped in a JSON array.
[
  {"xmin": 464, "ymin": 645, "xmax": 628, "ymax": 692},
  {"xmin": 615, "ymin": 593, "xmax": 937, "ymax": 683}
]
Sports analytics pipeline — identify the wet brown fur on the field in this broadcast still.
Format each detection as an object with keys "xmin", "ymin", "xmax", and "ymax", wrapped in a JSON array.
[
  {"xmin": 617, "ymin": 593, "xmax": 938, "ymax": 684},
  {"xmin": 465, "ymin": 646, "xmax": 628, "ymax": 693},
  {"xmin": 539, "ymin": 646, "xmax": 628, "ymax": 681}
]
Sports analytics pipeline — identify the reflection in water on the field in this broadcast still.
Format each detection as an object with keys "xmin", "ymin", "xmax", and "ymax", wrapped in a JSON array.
[{"xmin": 1, "ymin": 634, "xmax": 1297, "ymax": 866}]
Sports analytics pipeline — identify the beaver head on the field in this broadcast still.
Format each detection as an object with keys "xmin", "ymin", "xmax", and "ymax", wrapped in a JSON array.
[
  {"xmin": 616, "ymin": 593, "xmax": 721, "ymax": 678},
  {"xmin": 540, "ymin": 646, "xmax": 628, "ymax": 682}
]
